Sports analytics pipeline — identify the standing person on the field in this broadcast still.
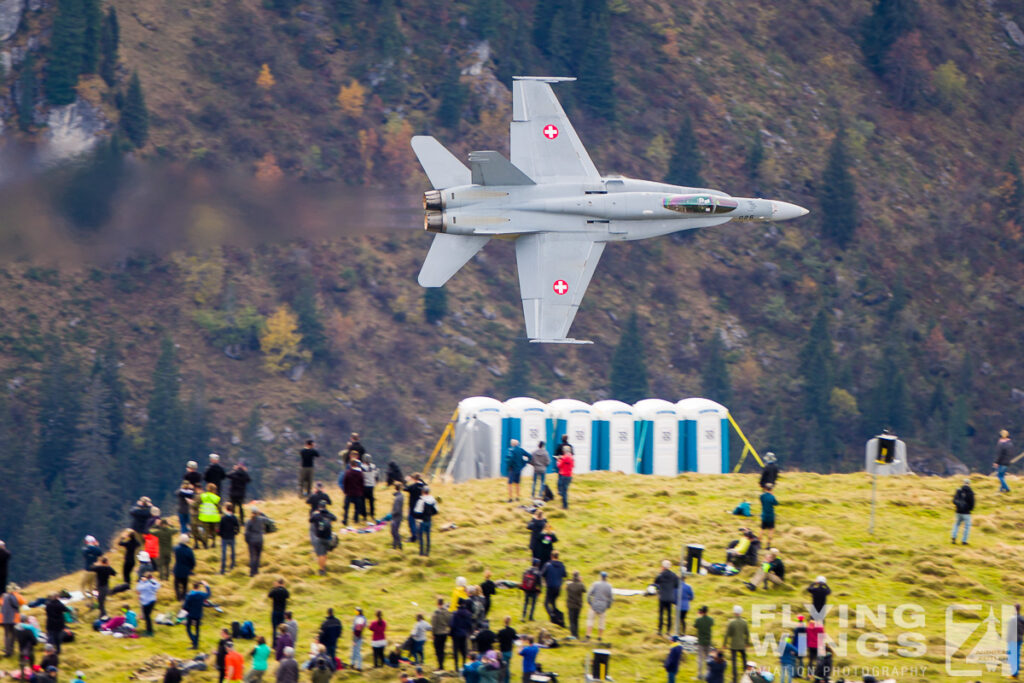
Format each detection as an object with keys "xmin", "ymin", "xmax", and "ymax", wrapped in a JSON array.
[
  {"xmin": 520, "ymin": 560, "xmax": 542, "ymax": 622},
  {"xmin": 506, "ymin": 439, "xmax": 530, "ymax": 502},
  {"xmin": 177, "ymin": 482, "xmax": 196, "ymax": 534},
  {"xmin": 541, "ymin": 551, "xmax": 566, "ymax": 622},
  {"xmin": 409, "ymin": 614, "xmax": 431, "ymax": 665},
  {"xmin": 275, "ymin": 647, "xmax": 299, "ymax": 683},
  {"xmin": 2, "ymin": 584, "xmax": 24, "ymax": 657},
  {"xmin": 198, "ymin": 484, "xmax": 223, "ymax": 549},
  {"xmin": 129, "ymin": 497, "xmax": 153, "ymax": 536},
  {"xmin": 694, "ymin": 606, "xmax": 714, "ymax": 681},
  {"xmin": 707, "ymin": 649, "xmax": 727, "ymax": 683},
  {"xmin": 952, "ymin": 477, "xmax": 975, "ymax": 545},
  {"xmin": 805, "ymin": 619, "xmax": 825, "ymax": 673},
  {"xmin": 534, "ymin": 523, "xmax": 557, "ymax": 568},
  {"xmin": 565, "ymin": 571, "xmax": 586, "ymax": 639},
  {"xmin": 351, "ymin": 607, "xmax": 367, "ymax": 672},
  {"xmin": 16, "ymin": 622, "xmax": 37, "ymax": 671},
  {"xmin": 89, "ymin": 556, "xmax": 117, "ymax": 617},
  {"xmin": 413, "ymin": 487, "xmax": 438, "ymax": 557},
  {"xmin": 306, "ymin": 483, "xmax": 332, "ymax": 512},
  {"xmin": 341, "ymin": 460, "xmax": 365, "ymax": 526},
  {"xmin": 273, "ymin": 624, "xmax": 294, "ymax": 661},
  {"xmin": 585, "ymin": 571, "xmax": 613, "ymax": 642},
  {"xmin": 450, "ymin": 577, "xmax": 470, "ymax": 612},
  {"xmin": 136, "ymin": 572, "xmax": 160, "ymax": 636},
  {"xmin": 318, "ymin": 609, "xmax": 342, "ymax": 660},
  {"xmin": 724, "ymin": 606, "xmax": 750, "ymax": 683},
  {"xmin": 555, "ymin": 446, "xmax": 574, "ymax": 510},
  {"xmin": 529, "ymin": 442, "xmax": 550, "ymax": 499},
  {"xmin": 227, "ymin": 464, "xmax": 251, "ymax": 524},
  {"xmin": 244, "ymin": 506, "xmax": 266, "ymax": 577},
  {"xmin": 219, "ymin": 503, "xmax": 240, "ymax": 574},
  {"xmin": 792, "ymin": 615, "xmax": 808, "ymax": 678},
  {"xmin": 0, "ymin": 542, "xmax": 8, "ymax": 598},
  {"xmin": 759, "ymin": 483, "xmax": 778, "ymax": 547},
  {"xmin": 153, "ymin": 519, "xmax": 176, "ymax": 582},
  {"xmin": 80, "ymin": 536, "xmax": 103, "ymax": 596},
  {"xmin": 497, "ymin": 617, "xmax": 517, "ymax": 682},
  {"xmin": 44, "ymin": 594, "xmax": 68, "ymax": 654},
  {"xmin": 431, "ymin": 598, "xmax": 452, "ymax": 671},
  {"xmin": 346, "ymin": 433, "xmax": 366, "ymax": 458},
  {"xmin": 654, "ymin": 560, "xmax": 679, "ymax": 636},
  {"xmin": 807, "ymin": 577, "xmax": 831, "ymax": 622},
  {"xmin": 183, "ymin": 461, "xmax": 203, "ymax": 488},
  {"xmin": 204, "ymin": 454, "xmax": 227, "ymax": 494},
  {"xmin": 450, "ymin": 599, "xmax": 473, "ymax": 671},
  {"xmin": 361, "ymin": 454, "xmax": 379, "ymax": 520},
  {"xmin": 664, "ymin": 638, "xmax": 683, "ymax": 683},
  {"xmin": 245, "ymin": 636, "xmax": 271, "ymax": 683},
  {"xmin": 216, "ymin": 627, "xmax": 233, "ymax": 683},
  {"xmin": 389, "ymin": 484, "xmax": 404, "ymax": 550},
  {"xmin": 119, "ymin": 530, "xmax": 141, "ymax": 584},
  {"xmin": 224, "ymin": 641, "xmax": 245, "ymax": 683},
  {"xmin": 995, "ymin": 429, "xmax": 1015, "ymax": 493},
  {"xmin": 481, "ymin": 570, "xmax": 497, "ymax": 615},
  {"xmin": 677, "ymin": 573, "xmax": 694, "ymax": 635},
  {"xmin": 760, "ymin": 453, "xmax": 780, "ymax": 490},
  {"xmin": 404, "ymin": 474, "xmax": 426, "ymax": 542},
  {"xmin": 172, "ymin": 535, "xmax": 196, "ymax": 601},
  {"xmin": 518, "ymin": 635, "xmax": 539, "ymax": 683},
  {"xmin": 369, "ymin": 610, "xmax": 387, "ymax": 668},
  {"xmin": 526, "ymin": 510, "xmax": 546, "ymax": 561},
  {"xmin": 182, "ymin": 580, "xmax": 211, "ymax": 650},
  {"xmin": 779, "ymin": 634, "xmax": 799, "ymax": 683},
  {"xmin": 299, "ymin": 440, "xmax": 320, "ymax": 497},
  {"xmin": 268, "ymin": 578, "xmax": 289, "ymax": 646},
  {"xmin": 309, "ymin": 501, "xmax": 337, "ymax": 576}
]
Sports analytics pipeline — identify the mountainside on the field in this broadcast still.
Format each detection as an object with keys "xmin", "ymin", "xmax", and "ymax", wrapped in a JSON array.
[
  {"xmin": 1, "ymin": 0, "xmax": 1024, "ymax": 581},
  {"xmin": 15, "ymin": 472, "xmax": 1024, "ymax": 683}
]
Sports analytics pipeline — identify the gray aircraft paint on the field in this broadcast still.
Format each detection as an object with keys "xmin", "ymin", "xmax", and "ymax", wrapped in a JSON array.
[{"xmin": 412, "ymin": 77, "xmax": 808, "ymax": 343}]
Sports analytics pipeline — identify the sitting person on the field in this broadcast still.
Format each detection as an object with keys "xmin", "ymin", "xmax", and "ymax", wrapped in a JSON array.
[
  {"xmin": 744, "ymin": 549, "xmax": 785, "ymax": 591},
  {"xmin": 725, "ymin": 529, "xmax": 758, "ymax": 567},
  {"xmin": 536, "ymin": 628, "xmax": 559, "ymax": 648}
]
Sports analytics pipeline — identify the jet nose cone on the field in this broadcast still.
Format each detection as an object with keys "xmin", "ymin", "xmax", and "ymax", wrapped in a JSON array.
[{"xmin": 772, "ymin": 201, "xmax": 809, "ymax": 221}]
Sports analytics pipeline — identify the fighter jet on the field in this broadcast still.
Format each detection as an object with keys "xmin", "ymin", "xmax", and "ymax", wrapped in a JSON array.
[{"xmin": 412, "ymin": 76, "xmax": 808, "ymax": 343}]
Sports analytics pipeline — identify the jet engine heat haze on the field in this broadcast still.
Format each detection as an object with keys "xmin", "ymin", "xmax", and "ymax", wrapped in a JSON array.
[{"xmin": 411, "ymin": 76, "xmax": 809, "ymax": 344}]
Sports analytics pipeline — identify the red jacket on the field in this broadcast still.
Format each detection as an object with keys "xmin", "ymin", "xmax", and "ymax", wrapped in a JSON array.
[
  {"xmin": 224, "ymin": 650, "xmax": 244, "ymax": 680},
  {"xmin": 557, "ymin": 453, "xmax": 574, "ymax": 477},
  {"xmin": 143, "ymin": 534, "xmax": 159, "ymax": 559},
  {"xmin": 806, "ymin": 622, "xmax": 824, "ymax": 649}
]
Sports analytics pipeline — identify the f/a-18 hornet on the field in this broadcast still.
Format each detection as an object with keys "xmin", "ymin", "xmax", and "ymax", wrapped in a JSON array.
[{"xmin": 412, "ymin": 76, "xmax": 808, "ymax": 343}]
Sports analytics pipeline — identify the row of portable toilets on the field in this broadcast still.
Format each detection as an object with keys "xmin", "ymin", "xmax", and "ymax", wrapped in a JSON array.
[{"xmin": 443, "ymin": 396, "xmax": 732, "ymax": 483}]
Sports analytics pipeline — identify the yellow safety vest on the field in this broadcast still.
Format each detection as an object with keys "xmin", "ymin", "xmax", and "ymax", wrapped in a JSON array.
[{"xmin": 198, "ymin": 492, "xmax": 221, "ymax": 523}]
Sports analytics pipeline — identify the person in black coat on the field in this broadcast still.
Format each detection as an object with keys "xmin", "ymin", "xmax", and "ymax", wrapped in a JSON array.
[
  {"xmin": 172, "ymin": 536, "xmax": 196, "ymax": 601},
  {"xmin": 760, "ymin": 453, "xmax": 780, "ymax": 490},
  {"xmin": 807, "ymin": 577, "xmax": 831, "ymax": 621},
  {"xmin": 952, "ymin": 478, "xmax": 975, "ymax": 545},
  {"xmin": 204, "ymin": 454, "xmax": 227, "ymax": 493},
  {"xmin": 653, "ymin": 560, "xmax": 679, "ymax": 635},
  {"xmin": 218, "ymin": 504, "xmax": 240, "ymax": 575},
  {"xmin": 163, "ymin": 660, "xmax": 183, "ymax": 683},
  {"xmin": 119, "ymin": 530, "xmax": 141, "ymax": 584},
  {"xmin": 129, "ymin": 498, "xmax": 153, "ymax": 536},
  {"xmin": 44, "ymin": 595, "xmax": 68, "ymax": 654},
  {"xmin": 318, "ymin": 608, "xmax": 343, "ymax": 659},
  {"xmin": 226, "ymin": 464, "xmax": 251, "ymax": 524},
  {"xmin": 0, "ymin": 540, "xmax": 10, "ymax": 596}
]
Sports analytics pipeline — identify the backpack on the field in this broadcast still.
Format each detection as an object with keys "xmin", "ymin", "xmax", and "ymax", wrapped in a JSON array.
[
  {"xmin": 239, "ymin": 621, "xmax": 255, "ymax": 639},
  {"xmin": 542, "ymin": 485, "xmax": 555, "ymax": 502},
  {"xmin": 521, "ymin": 569, "xmax": 539, "ymax": 592},
  {"xmin": 314, "ymin": 514, "xmax": 332, "ymax": 539},
  {"xmin": 231, "ymin": 621, "xmax": 241, "ymax": 638},
  {"xmin": 549, "ymin": 606, "xmax": 565, "ymax": 628},
  {"xmin": 327, "ymin": 533, "xmax": 340, "ymax": 551},
  {"xmin": 263, "ymin": 517, "xmax": 278, "ymax": 534}
]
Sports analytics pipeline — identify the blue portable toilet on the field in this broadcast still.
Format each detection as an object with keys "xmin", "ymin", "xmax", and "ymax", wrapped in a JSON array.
[
  {"xmin": 633, "ymin": 399, "xmax": 682, "ymax": 476},
  {"xmin": 547, "ymin": 398, "xmax": 595, "ymax": 473},
  {"xmin": 676, "ymin": 398, "xmax": 730, "ymax": 473},
  {"xmin": 502, "ymin": 397, "xmax": 552, "ymax": 478},
  {"xmin": 591, "ymin": 400, "xmax": 636, "ymax": 474}
]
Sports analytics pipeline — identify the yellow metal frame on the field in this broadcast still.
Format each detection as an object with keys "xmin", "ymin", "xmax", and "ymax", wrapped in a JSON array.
[
  {"xmin": 424, "ymin": 407, "xmax": 459, "ymax": 480},
  {"xmin": 729, "ymin": 413, "xmax": 765, "ymax": 472}
]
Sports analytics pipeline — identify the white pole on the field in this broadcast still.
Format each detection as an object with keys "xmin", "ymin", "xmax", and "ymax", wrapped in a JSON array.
[{"xmin": 869, "ymin": 470, "xmax": 877, "ymax": 535}]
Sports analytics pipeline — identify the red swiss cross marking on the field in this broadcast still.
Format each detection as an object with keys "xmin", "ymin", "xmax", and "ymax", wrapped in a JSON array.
[
  {"xmin": 543, "ymin": 124, "xmax": 559, "ymax": 140},
  {"xmin": 553, "ymin": 279, "xmax": 569, "ymax": 295}
]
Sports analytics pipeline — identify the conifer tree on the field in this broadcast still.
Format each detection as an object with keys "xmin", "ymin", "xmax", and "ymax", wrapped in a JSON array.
[
  {"xmin": 576, "ymin": 0, "xmax": 615, "ymax": 121},
  {"xmin": 121, "ymin": 71, "xmax": 149, "ymax": 148},
  {"xmin": 610, "ymin": 312, "xmax": 649, "ymax": 404},
  {"xmin": 665, "ymin": 114, "xmax": 703, "ymax": 187},
  {"xmin": 746, "ymin": 130, "xmax": 764, "ymax": 194},
  {"xmin": 36, "ymin": 338, "xmax": 82, "ymax": 488},
  {"xmin": 799, "ymin": 309, "xmax": 836, "ymax": 467},
  {"xmin": 99, "ymin": 6, "xmax": 119, "ymax": 86},
  {"xmin": 861, "ymin": 0, "xmax": 918, "ymax": 76},
  {"xmin": 15, "ymin": 495, "xmax": 64, "ymax": 581},
  {"xmin": 437, "ymin": 65, "xmax": 467, "ymax": 130},
  {"xmin": 818, "ymin": 129, "xmax": 859, "ymax": 248},
  {"xmin": 700, "ymin": 333, "xmax": 732, "ymax": 406},
  {"xmin": 17, "ymin": 54, "xmax": 37, "ymax": 132},
  {"xmin": 93, "ymin": 337, "xmax": 125, "ymax": 458},
  {"xmin": 82, "ymin": 0, "xmax": 102, "ymax": 74},
  {"xmin": 292, "ymin": 278, "xmax": 328, "ymax": 362},
  {"xmin": 182, "ymin": 383, "xmax": 213, "ymax": 468},
  {"xmin": 423, "ymin": 287, "xmax": 447, "ymax": 324},
  {"xmin": 143, "ymin": 338, "xmax": 183, "ymax": 491},
  {"xmin": 66, "ymin": 375, "xmax": 121, "ymax": 549},
  {"xmin": 238, "ymin": 407, "xmax": 266, "ymax": 497},
  {"xmin": 471, "ymin": 0, "xmax": 500, "ymax": 40},
  {"xmin": 46, "ymin": 0, "xmax": 88, "ymax": 105},
  {"xmin": 502, "ymin": 338, "xmax": 532, "ymax": 397}
]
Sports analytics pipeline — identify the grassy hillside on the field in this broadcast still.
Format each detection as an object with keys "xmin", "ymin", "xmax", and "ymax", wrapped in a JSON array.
[{"xmin": 18, "ymin": 471, "xmax": 1024, "ymax": 682}]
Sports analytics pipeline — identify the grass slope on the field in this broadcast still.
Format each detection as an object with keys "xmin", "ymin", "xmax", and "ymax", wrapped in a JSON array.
[{"xmin": 19, "ymin": 472, "xmax": 1024, "ymax": 682}]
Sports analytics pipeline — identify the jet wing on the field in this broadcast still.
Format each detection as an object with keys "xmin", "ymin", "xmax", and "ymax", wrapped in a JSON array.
[
  {"xmin": 515, "ymin": 232, "xmax": 605, "ymax": 342},
  {"xmin": 510, "ymin": 77, "xmax": 601, "ymax": 183}
]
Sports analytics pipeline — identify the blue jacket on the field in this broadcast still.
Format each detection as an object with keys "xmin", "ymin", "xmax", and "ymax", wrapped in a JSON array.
[
  {"xmin": 780, "ymin": 639, "xmax": 799, "ymax": 666},
  {"xmin": 183, "ymin": 586, "xmax": 210, "ymax": 620},
  {"xmin": 677, "ymin": 581, "xmax": 694, "ymax": 611},
  {"xmin": 462, "ymin": 660, "xmax": 481, "ymax": 683},
  {"xmin": 664, "ymin": 644, "xmax": 683, "ymax": 673},
  {"xmin": 541, "ymin": 560, "xmax": 567, "ymax": 588},
  {"xmin": 506, "ymin": 447, "xmax": 530, "ymax": 474},
  {"xmin": 173, "ymin": 544, "xmax": 196, "ymax": 579},
  {"xmin": 451, "ymin": 607, "xmax": 474, "ymax": 638},
  {"xmin": 706, "ymin": 658, "xmax": 726, "ymax": 683}
]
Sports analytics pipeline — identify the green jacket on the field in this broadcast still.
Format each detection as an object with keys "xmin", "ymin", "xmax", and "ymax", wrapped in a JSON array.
[
  {"xmin": 153, "ymin": 525, "xmax": 177, "ymax": 557},
  {"xmin": 694, "ymin": 614, "xmax": 714, "ymax": 646},
  {"xmin": 725, "ymin": 617, "xmax": 750, "ymax": 650}
]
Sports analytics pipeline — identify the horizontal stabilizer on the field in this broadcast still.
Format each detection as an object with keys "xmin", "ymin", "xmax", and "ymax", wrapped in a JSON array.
[
  {"xmin": 411, "ymin": 135, "xmax": 471, "ymax": 189},
  {"xmin": 417, "ymin": 233, "xmax": 490, "ymax": 287},
  {"xmin": 469, "ymin": 151, "xmax": 535, "ymax": 186}
]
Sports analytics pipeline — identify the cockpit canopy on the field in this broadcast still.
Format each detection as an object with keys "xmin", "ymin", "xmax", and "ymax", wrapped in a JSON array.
[{"xmin": 663, "ymin": 194, "xmax": 738, "ymax": 215}]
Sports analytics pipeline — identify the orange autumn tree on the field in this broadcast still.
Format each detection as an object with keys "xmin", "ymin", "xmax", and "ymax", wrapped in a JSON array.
[{"xmin": 336, "ymin": 80, "xmax": 366, "ymax": 117}]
